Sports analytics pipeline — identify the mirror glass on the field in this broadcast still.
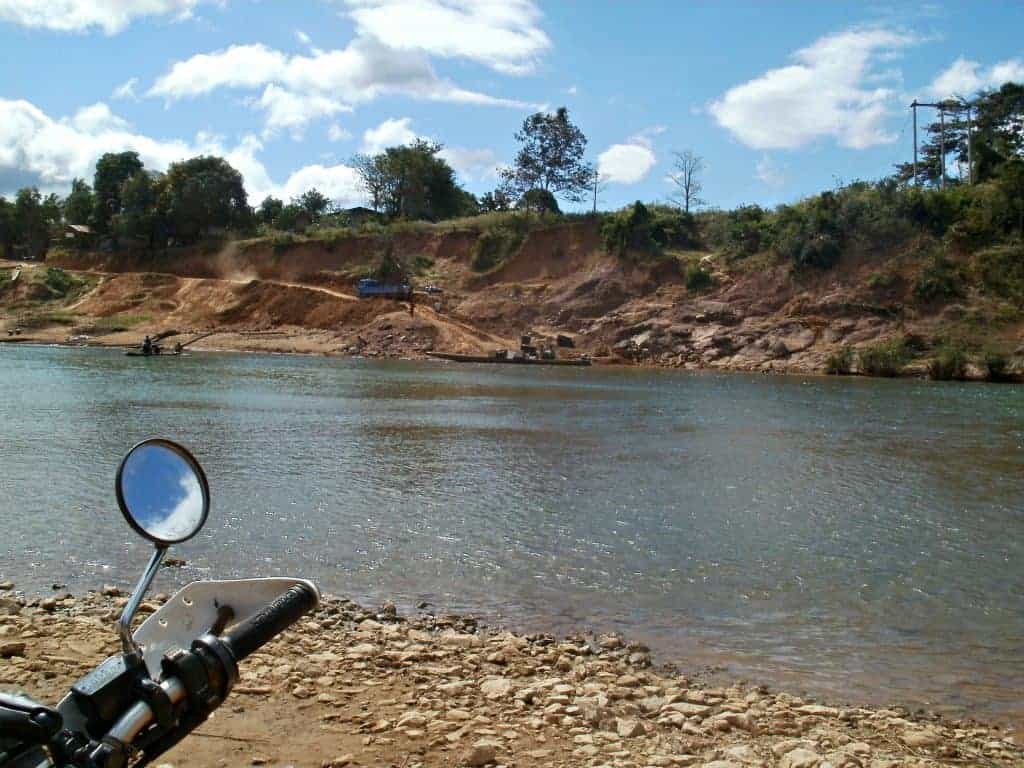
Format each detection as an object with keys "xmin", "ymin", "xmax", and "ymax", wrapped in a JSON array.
[{"xmin": 117, "ymin": 440, "xmax": 209, "ymax": 545}]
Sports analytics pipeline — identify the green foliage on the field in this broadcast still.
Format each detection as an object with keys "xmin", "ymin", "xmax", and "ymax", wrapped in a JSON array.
[
  {"xmin": 295, "ymin": 188, "xmax": 330, "ymax": 222},
  {"xmin": 63, "ymin": 178, "xmax": 95, "ymax": 227},
  {"xmin": 372, "ymin": 244, "xmax": 411, "ymax": 283},
  {"xmin": 825, "ymin": 346, "xmax": 855, "ymax": 375},
  {"xmin": 0, "ymin": 198, "xmax": 14, "ymax": 257},
  {"xmin": 983, "ymin": 349, "xmax": 1011, "ymax": 381},
  {"xmin": 684, "ymin": 264, "xmax": 713, "ymax": 292},
  {"xmin": 517, "ymin": 188, "xmax": 561, "ymax": 215},
  {"xmin": 161, "ymin": 155, "xmax": 249, "ymax": 243},
  {"xmin": 499, "ymin": 106, "xmax": 593, "ymax": 206},
  {"xmin": 602, "ymin": 202, "xmax": 698, "ymax": 258},
  {"xmin": 858, "ymin": 338, "xmax": 910, "ymax": 377},
  {"xmin": 92, "ymin": 151, "xmax": 143, "ymax": 233},
  {"xmin": 702, "ymin": 205, "xmax": 766, "ymax": 259},
  {"xmin": 42, "ymin": 267, "xmax": 83, "ymax": 297},
  {"xmin": 471, "ymin": 219, "xmax": 529, "ymax": 272},
  {"xmin": 975, "ymin": 244, "xmax": 1024, "ymax": 304},
  {"xmin": 114, "ymin": 172, "xmax": 162, "ymax": 246},
  {"xmin": 257, "ymin": 196, "xmax": 285, "ymax": 227},
  {"xmin": 270, "ymin": 233, "xmax": 297, "ymax": 253},
  {"xmin": 913, "ymin": 253, "xmax": 964, "ymax": 303},
  {"xmin": 13, "ymin": 188, "xmax": 60, "ymax": 258},
  {"xmin": 927, "ymin": 341, "xmax": 968, "ymax": 380},
  {"xmin": 352, "ymin": 140, "xmax": 468, "ymax": 221}
]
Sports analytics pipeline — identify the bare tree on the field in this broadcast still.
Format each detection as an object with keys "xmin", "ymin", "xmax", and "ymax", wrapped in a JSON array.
[{"xmin": 668, "ymin": 150, "xmax": 706, "ymax": 213}]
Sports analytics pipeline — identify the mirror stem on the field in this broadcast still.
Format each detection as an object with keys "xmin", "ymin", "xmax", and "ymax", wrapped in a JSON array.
[{"xmin": 119, "ymin": 546, "xmax": 167, "ymax": 662}]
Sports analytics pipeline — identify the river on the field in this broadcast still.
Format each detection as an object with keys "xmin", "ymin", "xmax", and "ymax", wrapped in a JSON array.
[{"xmin": 1, "ymin": 344, "xmax": 1022, "ymax": 724}]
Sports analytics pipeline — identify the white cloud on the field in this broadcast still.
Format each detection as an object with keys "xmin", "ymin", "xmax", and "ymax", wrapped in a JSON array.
[
  {"xmin": 295, "ymin": 29, "xmax": 311, "ymax": 46},
  {"xmin": 360, "ymin": 116, "xmax": 419, "ymax": 153},
  {"xmin": 327, "ymin": 123, "xmax": 352, "ymax": 142},
  {"xmin": 148, "ymin": 37, "xmax": 538, "ymax": 136},
  {"xmin": 597, "ymin": 143, "xmax": 656, "ymax": 185},
  {"xmin": 710, "ymin": 27, "xmax": 918, "ymax": 150},
  {"xmin": 343, "ymin": 0, "xmax": 550, "ymax": 75},
  {"xmin": 256, "ymin": 84, "xmax": 350, "ymax": 138},
  {"xmin": 112, "ymin": 77, "xmax": 139, "ymax": 101},
  {"xmin": 0, "ymin": 0, "xmax": 220, "ymax": 34},
  {"xmin": 0, "ymin": 97, "xmax": 363, "ymax": 206},
  {"xmin": 928, "ymin": 56, "xmax": 1024, "ymax": 98},
  {"xmin": 566, "ymin": 85, "xmax": 578, "ymax": 96},
  {"xmin": 438, "ymin": 146, "xmax": 499, "ymax": 181},
  {"xmin": 755, "ymin": 154, "xmax": 786, "ymax": 187}
]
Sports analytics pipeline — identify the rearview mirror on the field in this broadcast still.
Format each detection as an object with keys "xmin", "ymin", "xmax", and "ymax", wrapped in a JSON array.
[{"xmin": 116, "ymin": 439, "xmax": 209, "ymax": 546}]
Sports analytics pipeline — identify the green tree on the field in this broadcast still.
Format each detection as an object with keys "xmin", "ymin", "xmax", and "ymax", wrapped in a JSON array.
[
  {"xmin": 63, "ymin": 178, "xmax": 95, "ymax": 226},
  {"xmin": 160, "ymin": 155, "xmax": 248, "ymax": 242},
  {"xmin": 295, "ymin": 188, "xmax": 330, "ymax": 222},
  {"xmin": 257, "ymin": 196, "xmax": 284, "ymax": 227},
  {"xmin": 999, "ymin": 157, "xmax": 1024, "ymax": 234},
  {"xmin": 275, "ymin": 203, "xmax": 307, "ymax": 232},
  {"xmin": 480, "ymin": 189, "xmax": 511, "ymax": 212},
  {"xmin": 114, "ymin": 172, "xmax": 163, "ymax": 247},
  {"xmin": 353, "ymin": 140, "xmax": 467, "ymax": 221},
  {"xmin": 92, "ymin": 151, "xmax": 144, "ymax": 233},
  {"xmin": 0, "ymin": 198, "xmax": 15, "ymax": 258},
  {"xmin": 14, "ymin": 188, "xmax": 59, "ymax": 259},
  {"xmin": 499, "ymin": 107, "xmax": 594, "ymax": 208},
  {"xmin": 516, "ymin": 188, "xmax": 560, "ymax": 215}
]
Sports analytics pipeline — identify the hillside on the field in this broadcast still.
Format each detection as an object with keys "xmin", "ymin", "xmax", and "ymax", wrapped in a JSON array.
[{"xmin": 2, "ymin": 194, "xmax": 1023, "ymax": 380}]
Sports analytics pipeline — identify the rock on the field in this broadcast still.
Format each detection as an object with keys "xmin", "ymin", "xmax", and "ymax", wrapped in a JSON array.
[
  {"xmin": 901, "ymin": 727, "xmax": 943, "ymax": 748},
  {"xmin": 0, "ymin": 581, "xmax": 13, "ymax": 591},
  {"xmin": 439, "ymin": 630, "xmax": 482, "ymax": 648},
  {"xmin": 703, "ymin": 761, "xmax": 744, "ymax": 768},
  {"xmin": 772, "ymin": 741, "xmax": 811, "ymax": 758},
  {"xmin": 598, "ymin": 634, "xmax": 623, "ymax": 650},
  {"xmin": 397, "ymin": 712, "xmax": 427, "ymax": 729},
  {"xmin": 462, "ymin": 739, "xmax": 499, "ymax": 767},
  {"xmin": 663, "ymin": 702, "xmax": 710, "ymax": 718},
  {"xmin": 779, "ymin": 748, "xmax": 821, "ymax": 768},
  {"xmin": 795, "ymin": 704, "xmax": 839, "ymax": 718},
  {"xmin": 101, "ymin": 585, "xmax": 123, "ymax": 597},
  {"xmin": 162, "ymin": 557, "xmax": 186, "ymax": 568},
  {"xmin": 40, "ymin": 597, "xmax": 57, "ymax": 612},
  {"xmin": 325, "ymin": 755, "xmax": 354, "ymax": 767},
  {"xmin": 616, "ymin": 718, "xmax": 644, "ymax": 738},
  {"xmin": 379, "ymin": 600, "xmax": 397, "ymax": 617},
  {"xmin": 0, "ymin": 642, "xmax": 26, "ymax": 658},
  {"xmin": 0, "ymin": 597, "xmax": 21, "ymax": 615},
  {"xmin": 348, "ymin": 643, "xmax": 378, "ymax": 658},
  {"xmin": 481, "ymin": 677, "xmax": 513, "ymax": 699}
]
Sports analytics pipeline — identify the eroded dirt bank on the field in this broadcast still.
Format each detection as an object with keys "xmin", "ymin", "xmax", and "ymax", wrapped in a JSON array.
[
  {"xmin": 3, "ymin": 218, "xmax": 1021, "ymax": 376},
  {"xmin": 1, "ymin": 586, "xmax": 1020, "ymax": 768}
]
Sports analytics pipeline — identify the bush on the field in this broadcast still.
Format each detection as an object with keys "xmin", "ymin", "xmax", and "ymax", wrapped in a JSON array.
[
  {"xmin": 517, "ymin": 188, "xmax": 560, "ymax": 215},
  {"xmin": 373, "ymin": 245, "xmax": 411, "ymax": 283},
  {"xmin": 927, "ymin": 342, "xmax": 968, "ymax": 380},
  {"xmin": 602, "ymin": 202, "xmax": 698, "ymax": 258},
  {"xmin": 702, "ymin": 205, "xmax": 765, "ymax": 258},
  {"xmin": 975, "ymin": 245, "xmax": 1024, "ymax": 304},
  {"xmin": 983, "ymin": 350, "xmax": 1010, "ymax": 381},
  {"xmin": 825, "ymin": 346, "xmax": 854, "ymax": 375},
  {"xmin": 43, "ymin": 267, "xmax": 82, "ymax": 297},
  {"xmin": 684, "ymin": 264, "xmax": 713, "ymax": 292},
  {"xmin": 471, "ymin": 224, "xmax": 525, "ymax": 272},
  {"xmin": 271, "ymin": 233, "xmax": 296, "ymax": 253},
  {"xmin": 858, "ymin": 338, "xmax": 910, "ymax": 377},
  {"xmin": 913, "ymin": 254, "xmax": 963, "ymax": 303}
]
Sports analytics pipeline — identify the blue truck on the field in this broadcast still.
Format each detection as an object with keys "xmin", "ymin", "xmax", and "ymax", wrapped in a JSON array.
[{"xmin": 357, "ymin": 278, "xmax": 413, "ymax": 299}]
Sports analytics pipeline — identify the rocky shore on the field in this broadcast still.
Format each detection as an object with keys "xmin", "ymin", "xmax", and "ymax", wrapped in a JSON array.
[{"xmin": 1, "ymin": 585, "xmax": 1020, "ymax": 768}]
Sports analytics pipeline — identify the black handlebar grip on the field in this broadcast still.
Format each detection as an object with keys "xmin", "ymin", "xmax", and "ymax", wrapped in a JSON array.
[{"xmin": 221, "ymin": 583, "xmax": 319, "ymax": 662}]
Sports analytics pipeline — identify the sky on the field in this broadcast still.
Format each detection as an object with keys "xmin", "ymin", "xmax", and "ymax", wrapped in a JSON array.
[{"xmin": 0, "ymin": 1, "xmax": 1022, "ymax": 212}]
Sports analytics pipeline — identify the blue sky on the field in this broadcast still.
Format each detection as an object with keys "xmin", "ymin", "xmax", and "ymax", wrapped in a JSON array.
[{"xmin": 1, "ymin": 1, "xmax": 1021, "ymax": 212}]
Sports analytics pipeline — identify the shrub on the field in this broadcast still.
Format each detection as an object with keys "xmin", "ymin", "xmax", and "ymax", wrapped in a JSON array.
[
  {"xmin": 858, "ymin": 338, "xmax": 910, "ymax": 377},
  {"xmin": 913, "ymin": 254, "xmax": 963, "ymax": 303},
  {"xmin": 983, "ymin": 349, "xmax": 1010, "ymax": 381},
  {"xmin": 43, "ymin": 267, "xmax": 82, "ymax": 297},
  {"xmin": 517, "ymin": 188, "xmax": 560, "ymax": 215},
  {"xmin": 373, "ymin": 245, "xmax": 411, "ymax": 283},
  {"xmin": 602, "ymin": 202, "xmax": 698, "ymax": 258},
  {"xmin": 825, "ymin": 346, "xmax": 854, "ymax": 375},
  {"xmin": 471, "ymin": 225, "xmax": 525, "ymax": 272},
  {"xmin": 975, "ymin": 245, "xmax": 1024, "ymax": 304},
  {"xmin": 271, "ymin": 233, "xmax": 296, "ymax": 253},
  {"xmin": 684, "ymin": 264, "xmax": 713, "ymax": 292},
  {"xmin": 927, "ymin": 341, "xmax": 968, "ymax": 380}
]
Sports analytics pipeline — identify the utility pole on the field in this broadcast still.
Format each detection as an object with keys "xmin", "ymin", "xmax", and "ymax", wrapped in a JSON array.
[{"xmin": 912, "ymin": 100, "xmax": 919, "ymax": 185}]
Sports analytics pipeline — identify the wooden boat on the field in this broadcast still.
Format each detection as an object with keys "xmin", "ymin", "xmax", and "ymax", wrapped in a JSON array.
[
  {"xmin": 427, "ymin": 351, "xmax": 591, "ymax": 367},
  {"xmin": 125, "ymin": 350, "xmax": 183, "ymax": 358}
]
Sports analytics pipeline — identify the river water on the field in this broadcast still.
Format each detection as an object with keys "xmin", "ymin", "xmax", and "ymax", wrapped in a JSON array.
[{"xmin": 1, "ymin": 344, "xmax": 1022, "ymax": 723}]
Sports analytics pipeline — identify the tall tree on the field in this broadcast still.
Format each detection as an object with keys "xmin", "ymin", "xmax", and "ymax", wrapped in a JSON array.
[
  {"xmin": 14, "ymin": 188, "xmax": 59, "ymax": 258},
  {"xmin": 115, "ymin": 172, "xmax": 163, "ymax": 247},
  {"xmin": 92, "ymin": 151, "xmax": 144, "ymax": 233},
  {"xmin": 160, "ymin": 155, "xmax": 248, "ymax": 242},
  {"xmin": 668, "ymin": 150, "xmax": 706, "ymax": 213},
  {"xmin": 499, "ymin": 107, "xmax": 594, "ymax": 207},
  {"xmin": 295, "ymin": 188, "xmax": 330, "ymax": 221},
  {"xmin": 0, "ymin": 198, "xmax": 15, "ymax": 258},
  {"xmin": 63, "ymin": 178, "xmax": 95, "ymax": 226},
  {"xmin": 257, "ymin": 196, "xmax": 285, "ymax": 227},
  {"xmin": 353, "ymin": 140, "xmax": 467, "ymax": 221}
]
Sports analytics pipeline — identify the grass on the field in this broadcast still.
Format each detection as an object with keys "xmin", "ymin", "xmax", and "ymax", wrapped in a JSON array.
[
  {"xmin": 92, "ymin": 314, "xmax": 153, "ymax": 332},
  {"xmin": 825, "ymin": 346, "xmax": 855, "ymax": 375},
  {"xmin": 858, "ymin": 338, "xmax": 911, "ymax": 377},
  {"xmin": 684, "ymin": 264, "xmax": 714, "ymax": 292},
  {"xmin": 927, "ymin": 340, "xmax": 968, "ymax": 380}
]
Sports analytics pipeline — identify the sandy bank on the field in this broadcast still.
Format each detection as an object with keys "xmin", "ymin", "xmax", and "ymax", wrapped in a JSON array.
[{"xmin": 0, "ymin": 586, "xmax": 1019, "ymax": 768}]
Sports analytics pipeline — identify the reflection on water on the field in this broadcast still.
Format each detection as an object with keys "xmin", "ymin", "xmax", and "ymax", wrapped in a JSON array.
[{"xmin": 1, "ymin": 344, "xmax": 1022, "ymax": 723}]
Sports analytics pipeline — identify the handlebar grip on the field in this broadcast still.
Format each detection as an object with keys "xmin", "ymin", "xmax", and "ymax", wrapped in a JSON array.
[{"xmin": 221, "ymin": 583, "xmax": 319, "ymax": 661}]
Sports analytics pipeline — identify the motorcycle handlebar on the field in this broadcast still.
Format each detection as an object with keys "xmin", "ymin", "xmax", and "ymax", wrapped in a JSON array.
[{"xmin": 221, "ymin": 583, "xmax": 319, "ymax": 662}]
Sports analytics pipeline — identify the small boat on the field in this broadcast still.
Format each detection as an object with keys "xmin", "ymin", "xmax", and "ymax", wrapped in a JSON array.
[
  {"xmin": 125, "ymin": 350, "xmax": 183, "ymax": 358},
  {"xmin": 427, "ymin": 351, "xmax": 591, "ymax": 367}
]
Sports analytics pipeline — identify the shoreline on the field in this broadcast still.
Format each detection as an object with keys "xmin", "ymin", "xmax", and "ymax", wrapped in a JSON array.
[
  {"xmin": 2, "ymin": 334, "xmax": 1019, "ymax": 385},
  {"xmin": 1, "ymin": 585, "xmax": 1020, "ymax": 767}
]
